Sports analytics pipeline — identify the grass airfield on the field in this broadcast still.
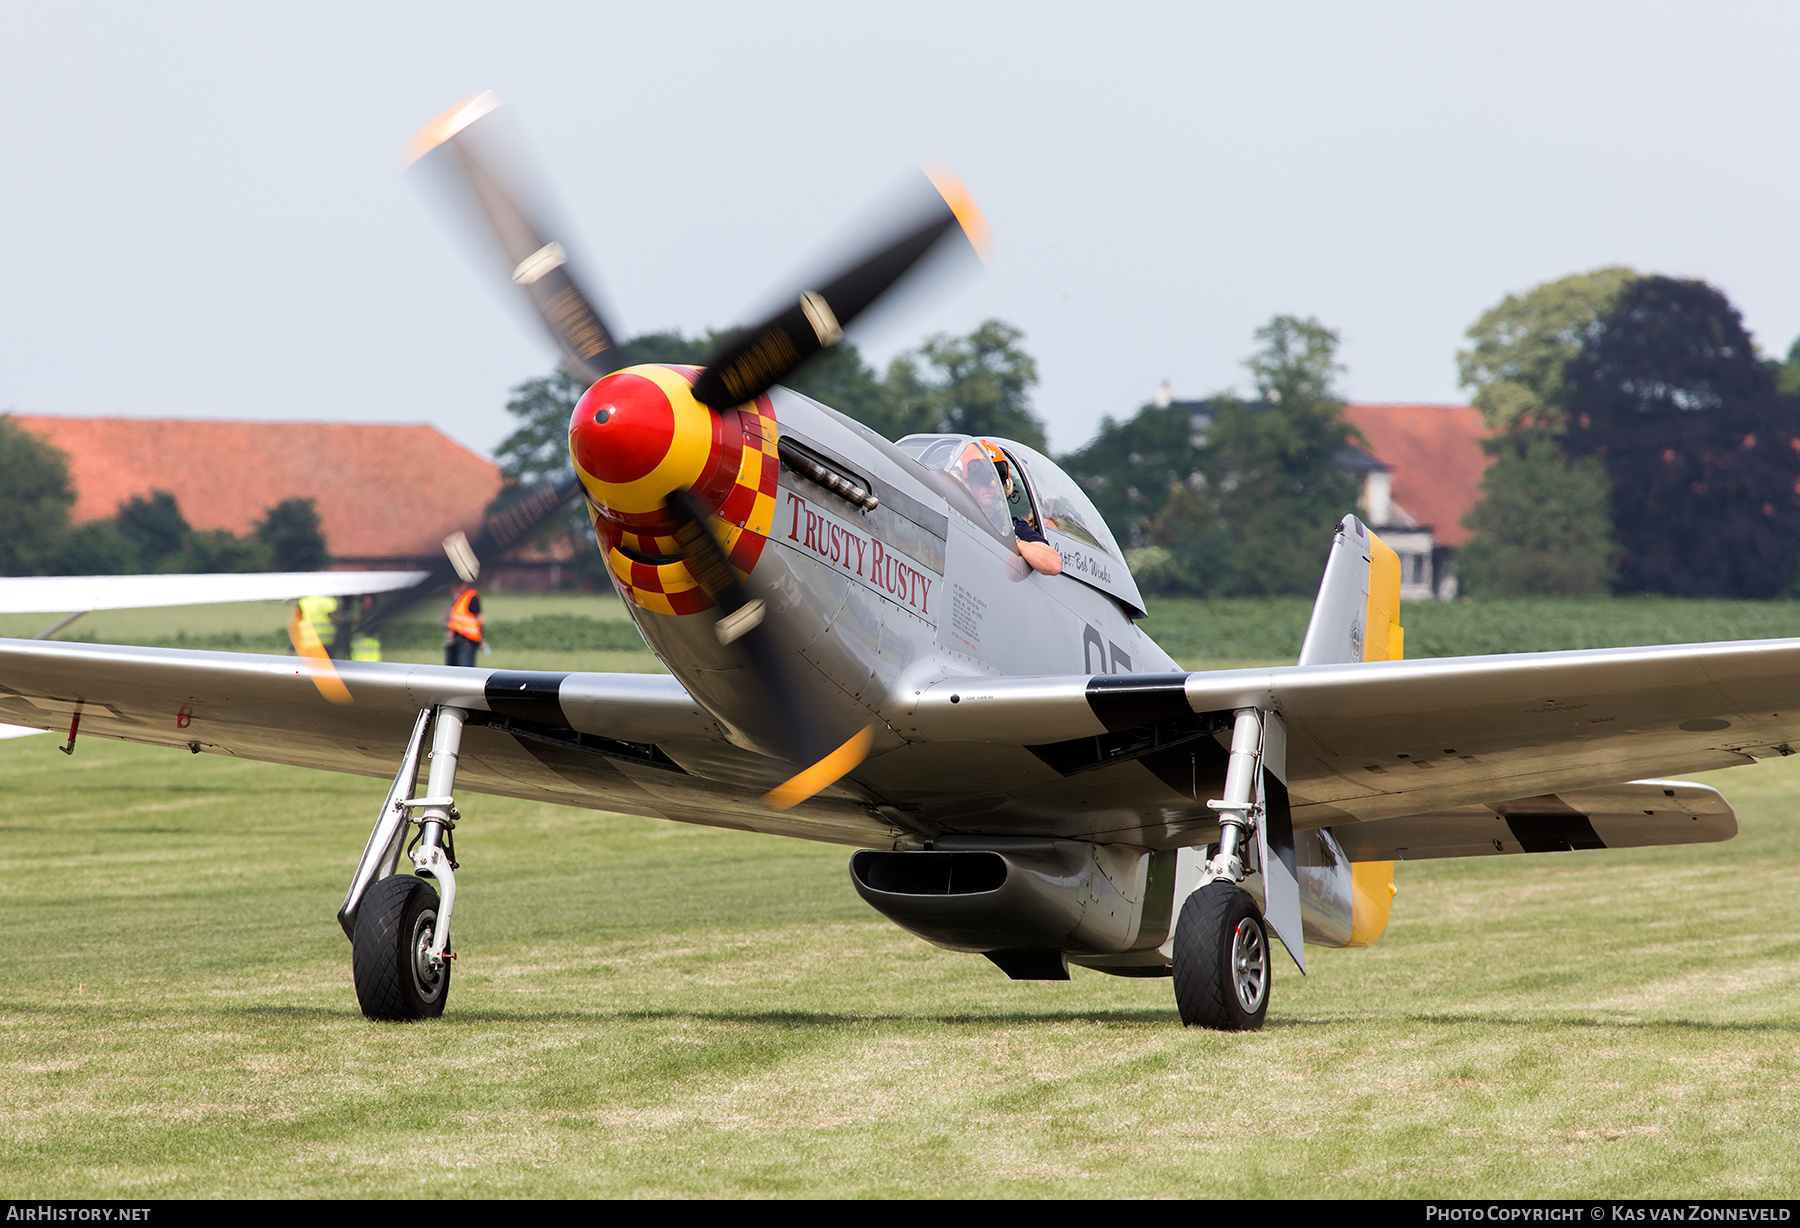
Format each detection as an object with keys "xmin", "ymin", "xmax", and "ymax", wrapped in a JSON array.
[
  {"xmin": 3, "ymin": 594, "xmax": 1800, "ymax": 1196},
  {"xmin": 1, "ymin": 732, "xmax": 1797, "ymax": 1198}
]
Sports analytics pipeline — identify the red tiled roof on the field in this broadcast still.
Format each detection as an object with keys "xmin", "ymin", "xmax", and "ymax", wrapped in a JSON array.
[
  {"xmin": 1342, "ymin": 404, "xmax": 1492, "ymax": 548},
  {"xmin": 13, "ymin": 416, "xmax": 503, "ymax": 562}
]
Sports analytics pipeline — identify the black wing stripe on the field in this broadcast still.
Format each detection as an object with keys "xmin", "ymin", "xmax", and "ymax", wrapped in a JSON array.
[
  {"xmin": 1085, "ymin": 673, "xmax": 1194, "ymax": 732},
  {"xmin": 484, "ymin": 671, "xmax": 572, "ymax": 728}
]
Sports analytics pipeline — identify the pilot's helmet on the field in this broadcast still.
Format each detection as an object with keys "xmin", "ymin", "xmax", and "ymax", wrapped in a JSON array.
[
  {"xmin": 976, "ymin": 439, "xmax": 1012, "ymax": 492},
  {"xmin": 954, "ymin": 440, "xmax": 992, "ymax": 481},
  {"xmin": 953, "ymin": 440, "xmax": 1012, "ymax": 535}
]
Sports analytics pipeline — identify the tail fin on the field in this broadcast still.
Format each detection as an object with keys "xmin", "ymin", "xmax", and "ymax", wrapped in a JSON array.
[
  {"xmin": 1303, "ymin": 515, "xmax": 1401, "ymax": 945},
  {"xmin": 1298, "ymin": 515, "xmax": 1404, "ymax": 666}
]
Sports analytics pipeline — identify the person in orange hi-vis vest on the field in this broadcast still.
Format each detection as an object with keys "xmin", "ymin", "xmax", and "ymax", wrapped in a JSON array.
[{"xmin": 445, "ymin": 582, "xmax": 483, "ymax": 667}]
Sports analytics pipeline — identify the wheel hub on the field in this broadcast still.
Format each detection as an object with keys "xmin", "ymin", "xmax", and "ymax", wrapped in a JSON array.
[
  {"xmin": 1231, "ymin": 918, "xmax": 1268, "ymax": 1013},
  {"xmin": 410, "ymin": 908, "xmax": 446, "ymax": 1003}
]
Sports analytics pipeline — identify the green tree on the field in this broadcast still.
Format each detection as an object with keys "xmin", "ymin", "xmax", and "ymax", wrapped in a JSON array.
[
  {"xmin": 256, "ymin": 498, "xmax": 331, "ymax": 571},
  {"xmin": 1456, "ymin": 269, "xmax": 1634, "ymax": 594},
  {"xmin": 1145, "ymin": 316, "xmax": 1362, "ymax": 596},
  {"xmin": 169, "ymin": 529, "xmax": 271, "ymax": 573},
  {"xmin": 1058, "ymin": 402, "xmax": 1213, "ymax": 548},
  {"xmin": 115, "ymin": 491, "xmax": 191, "ymax": 569},
  {"xmin": 1457, "ymin": 436, "xmax": 1615, "ymax": 595},
  {"xmin": 784, "ymin": 344, "xmax": 896, "ymax": 434},
  {"xmin": 882, "ymin": 320, "xmax": 1047, "ymax": 448},
  {"xmin": 494, "ymin": 369, "xmax": 589, "ymax": 491},
  {"xmin": 623, "ymin": 330, "xmax": 711, "ymax": 366},
  {"xmin": 46, "ymin": 521, "xmax": 138, "ymax": 576},
  {"xmin": 0, "ymin": 416, "xmax": 76, "ymax": 575},
  {"xmin": 1458, "ymin": 267, "xmax": 1638, "ymax": 430},
  {"xmin": 1773, "ymin": 336, "xmax": 1800, "ymax": 399}
]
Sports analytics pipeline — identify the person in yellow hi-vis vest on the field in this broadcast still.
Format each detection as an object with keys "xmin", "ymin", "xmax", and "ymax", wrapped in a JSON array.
[
  {"xmin": 445, "ymin": 582, "xmax": 483, "ymax": 667},
  {"xmin": 297, "ymin": 594, "xmax": 339, "ymax": 656},
  {"xmin": 349, "ymin": 597, "xmax": 382, "ymax": 661}
]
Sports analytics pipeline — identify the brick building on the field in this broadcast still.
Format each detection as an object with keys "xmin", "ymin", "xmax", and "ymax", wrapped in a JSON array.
[
  {"xmin": 11, "ymin": 416, "xmax": 557, "ymax": 577},
  {"xmin": 1342, "ymin": 404, "xmax": 1491, "ymax": 601}
]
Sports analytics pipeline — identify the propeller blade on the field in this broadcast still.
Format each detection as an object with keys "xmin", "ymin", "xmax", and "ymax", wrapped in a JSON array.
[
  {"xmin": 405, "ymin": 93, "xmax": 625, "ymax": 383},
  {"xmin": 763, "ymin": 726, "xmax": 875, "ymax": 811},
  {"xmin": 690, "ymin": 167, "xmax": 992, "ymax": 409},
  {"xmin": 288, "ymin": 606, "xmax": 354, "ymax": 704},
  {"xmin": 663, "ymin": 490, "xmax": 872, "ymax": 806},
  {"xmin": 345, "ymin": 472, "xmax": 584, "ymax": 650}
]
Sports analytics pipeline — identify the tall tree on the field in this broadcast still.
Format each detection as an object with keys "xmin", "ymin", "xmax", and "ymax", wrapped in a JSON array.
[
  {"xmin": 115, "ymin": 491, "xmax": 191, "ymax": 570},
  {"xmin": 0, "ymin": 416, "xmax": 75, "ymax": 575},
  {"xmin": 882, "ymin": 320, "xmax": 1047, "ymax": 449},
  {"xmin": 256, "ymin": 498, "xmax": 332, "ymax": 571},
  {"xmin": 1562, "ymin": 276, "xmax": 1800, "ymax": 597},
  {"xmin": 1457, "ymin": 437, "xmax": 1614, "ymax": 595},
  {"xmin": 494, "ymin": 369, "xmax": 588, "ymax": 491},
  {"xmin": 1057, "ymin": 401, "xmax": 1212, "ymax": 548},
  {"xmin": 1458, "ymin": 267, "xmax": 1638, "ymax": 429},
  {"xmin": 1455, "ymin": 269, "xmax": 1635, "ymax": 595},
  {"xmin": 1773, "ymin": 336, "xmax": 1800, "ymax": 399},
  {"xmin": 1144, "ymin": 316, "xmax": 1362, "ymax": 596}
]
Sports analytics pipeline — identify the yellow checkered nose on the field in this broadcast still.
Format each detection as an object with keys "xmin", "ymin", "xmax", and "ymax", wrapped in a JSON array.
[{"xmin": 570, "ymin": 365, "xmax": 782, "ymax": 617}]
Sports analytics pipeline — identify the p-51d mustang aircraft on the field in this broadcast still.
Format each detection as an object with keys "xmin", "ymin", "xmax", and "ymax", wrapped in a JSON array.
[{"xmin": 0, "ymin": 96, "xmax": 1770, "ymax": 1030}]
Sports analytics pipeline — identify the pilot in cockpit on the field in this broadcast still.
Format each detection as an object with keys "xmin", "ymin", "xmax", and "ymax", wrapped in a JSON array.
[{"xmin": 959, "ymin": 440, "xmax": 1063, "ymax": 576}]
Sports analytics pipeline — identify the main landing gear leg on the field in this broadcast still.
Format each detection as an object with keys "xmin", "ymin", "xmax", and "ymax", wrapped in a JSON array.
[
  {"xmin": 341, "ymin": 705, "xmax": 468, "ymax": 1021},
  {"xmin": 1172, "ymin": 706, "xmax": 1272, "ymax": 1031}
]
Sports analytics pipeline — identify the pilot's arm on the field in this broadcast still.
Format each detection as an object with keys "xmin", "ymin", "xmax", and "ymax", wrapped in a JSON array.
[{"xmin": 1013, "ymin": 517, "xmax": 1064, "ymax": 576}]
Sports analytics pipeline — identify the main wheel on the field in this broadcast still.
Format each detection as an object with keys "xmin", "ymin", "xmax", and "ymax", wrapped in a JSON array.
[
  {"xmin": 1172, "ymin": 881, "xmax": 1270, "ymax": 1030},
  {"xmin": 352, "ymin": 874, "xmax": 450, "ymax": 1021}
]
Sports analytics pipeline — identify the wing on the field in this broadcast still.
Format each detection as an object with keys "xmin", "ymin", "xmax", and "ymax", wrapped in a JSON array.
[
  {"xmin": 0, "ymin": 571, "xmax": 430, "ymax": 616},
  {"xmin": 888, "ymin": 637, "xmax": 1800, "ymax": 843},
  {"xmin": 0, "ymin": 638, "xmax": 900, "ymax": 847}
]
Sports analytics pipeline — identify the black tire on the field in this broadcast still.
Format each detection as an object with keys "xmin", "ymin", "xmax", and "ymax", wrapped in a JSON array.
[
  {"xmin": 1172, "ymin": 881, "xmax": 1270, "ymax": 1031},
  {"xmin": 352, "ymin": 874, "xmax": 450, "ymax": 1021}
]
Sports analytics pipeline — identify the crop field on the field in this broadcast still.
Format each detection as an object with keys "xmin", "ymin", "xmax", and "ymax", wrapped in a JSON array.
[
  {"xmin": 8, "ymin": 591, "xmax": 1800, "ymax": 673},
  {"xmin": 1, "ymin": 733, "xmax": 1797, "ymax": 1197}
]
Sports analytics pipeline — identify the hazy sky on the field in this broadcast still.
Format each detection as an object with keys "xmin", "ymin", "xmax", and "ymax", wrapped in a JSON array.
[{"xmin": 3, "ymin": 2, "xmax": 1797, "ymax": 457}]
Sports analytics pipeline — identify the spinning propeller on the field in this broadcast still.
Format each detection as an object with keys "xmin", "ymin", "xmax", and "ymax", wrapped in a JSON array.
[{"xmin": 312, "ymin": 91, "xmax": 989, "ymax": 808}]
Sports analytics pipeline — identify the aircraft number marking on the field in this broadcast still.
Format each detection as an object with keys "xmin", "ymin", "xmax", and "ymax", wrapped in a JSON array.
[
  {"xmin": 1081, "ymin": 625, "xmax": 1133, "ymax": 675},
  {"xmin": 782, "ymin": 491, "xmax": 938, "ymax": 622}
]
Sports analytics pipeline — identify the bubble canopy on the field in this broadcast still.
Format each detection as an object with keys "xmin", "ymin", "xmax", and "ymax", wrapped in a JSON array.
[{"xmin": 898, "ymin": 434, "xmax": 1145, "ymax": 615}]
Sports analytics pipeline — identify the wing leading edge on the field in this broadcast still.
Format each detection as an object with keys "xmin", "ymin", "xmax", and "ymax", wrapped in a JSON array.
[
  {"xmin": 896, "ymin": 637, "xmax": 1800, "ymax": 831},
  {"xmin": 0, "ymin": 637, "xmax": 900, "ymax": 847}
]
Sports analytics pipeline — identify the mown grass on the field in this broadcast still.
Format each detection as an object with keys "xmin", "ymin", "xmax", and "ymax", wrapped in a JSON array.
[{"xmin": 0, "ymin": 735, "xmax": 1796, "ymax": 1198}]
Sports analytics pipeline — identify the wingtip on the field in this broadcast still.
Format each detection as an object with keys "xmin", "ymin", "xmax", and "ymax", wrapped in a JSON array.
[
  {"xmin": 402, "ymin": 91, "xmax": 502, "ymax": 169},
  {"xmin": 923, "ymin": 165, "xmax": 994, "ymax": 266}
]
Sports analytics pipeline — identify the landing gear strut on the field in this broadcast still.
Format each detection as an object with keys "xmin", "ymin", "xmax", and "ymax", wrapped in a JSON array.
[
  {"xmin": 1172, "ymin": 706, "xmax": 1285, "ymax": 1031},
  {"xmin": 339, "ymin": 705, "xmax": 468, "ymax": 1021}
]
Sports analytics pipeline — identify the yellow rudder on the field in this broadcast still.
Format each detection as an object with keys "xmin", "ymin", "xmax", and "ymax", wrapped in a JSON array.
[
  {"xmin": 1363, "ymin": 531, "xmax": 1404, "ymax": 663},
  {"xmin": 1348, "ymin": 528, "xmax": 1402, "ymax": 944}
]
